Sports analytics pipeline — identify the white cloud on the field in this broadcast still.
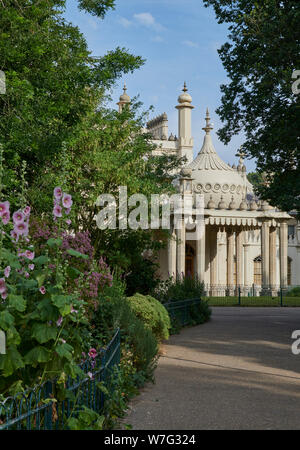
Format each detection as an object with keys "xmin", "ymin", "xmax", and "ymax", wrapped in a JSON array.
[
  {"xmin": 118, "ymin": 17, "xmax": 132, "ymax": 28},
  {"xmin": 151, "ymin": 35, "xmax": 164, "ymax": 43},
  {"xmin": 87, "ymin": 17, "xmax": 99, "ymax": 30},
  {"xmin": 133, "ymin": 12, "xmax": 165, "ymax": 32},
  {"xmin": 182, "ymin": 40, "xmax": 199, "ymax": 48}
]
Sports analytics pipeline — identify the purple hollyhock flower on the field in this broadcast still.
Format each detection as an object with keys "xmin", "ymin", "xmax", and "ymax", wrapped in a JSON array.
[
  {"xmin": 24, "ymin": 272, "xmax": 29, "ymax": 278},
  {"xmin": 53, "ymin": 204, "xmax": 62, "ymax": 218},
  {"xmin": 2, "ymin": 211, "xmax": 10, "ymax": 225},
  {"xmin": 87, "ymin": 372, "xmax": 93, "ymax": 380},
  {"xmin": 56, "ymin": 316, "xmax": 63, "ymax": 327},
  {"xmin": 23, "ymin": 206, "xmax": 31, "ymax": 217},
  {"xmin": 54, "ymin": 187, "xmax": 63, "ymax": 201},
  {"xmin": 14, "ymin": 222, "xmax": 29, "ymax": 237},
  {"xmin": 0, "ymin": 201, "xmax": 9, "ymax": 217},
  {"xmin": 65, "ymin": 208, "xmax": 71, "ymax": 215},
  {"xmin": 88, "ymin": 348, "xmax": 98, "ymax": 359},
  {"xmin": 65, "ymin": 219, "xmax": 71, "ymax": 226},
  {"xmin": 1, "ymin": 290, "xmax": 7, "ymax": 300},
  {"xmin": 0, "ymin": 278, "xmax": 6, "ymax": 294},
  {"xmin": 4, "ymin": 266, "xmax": 11, "ymax": 278},
  {"xmin": 13, "ymin": 210, "xmax": 25, "ymax": 225},
  {"xmin": 39, "ymin": 286, "xmax": 46, "ymax": 295},
  {"xmin": 25, "ymin": 250, "xmax": 35, "ymax": 260},
  {"xmin": 62, "ymin": 193, "xmax": 72, "ymax": 209},
  {"xmin": 28, "ymin": 264, "xmax": 35, "ymax": 271}
]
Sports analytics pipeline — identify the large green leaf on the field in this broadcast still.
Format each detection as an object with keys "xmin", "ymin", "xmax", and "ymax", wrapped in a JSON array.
[
  {"xmin": 33, "ymin": 255, "xmax": 49, "ymax": 265},
  {"xmin": 8, "ymin": 294, "xmax": 26, "ymax": 312},
  {"xmin": 51, "ymin": 295, "xmax": 73, "ymax": 316},
  {"xmin": 0, "ymin": 345, "xmax": 25, "ymax": 377},
  {"xmin": 55, "ymin": 343, "xmax": 74, "ymax": 361},
  {"xmin": 24, "ymin": 346, "xmax": 52, "ymax": 366},
  {"xmin": 67, "ymin": 249, "xmax": 89, "ymax": 260},
  {"xmin": 0, "ymin": 310, "xmax": 15, "ymax": 330},
  {"xmin": 47, "ymin": 238, "xmax": 62, "ymax": 248},
  {"xmin": 0, "ymin": 249, "xmax": 21, "ymax": 269},
  {"xmin": 32, "ymin": 323, "xmax": 57, "ymax": 344}
]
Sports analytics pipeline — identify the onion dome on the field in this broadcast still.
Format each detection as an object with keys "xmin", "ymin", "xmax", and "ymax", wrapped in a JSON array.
[
  {"xmin": 188, "ymin": 110, "xmax": 248, "ymax": 207},
  {"xmin": 261, "ymin": 200, "xmax": 271, "ymax": 211},
  {"xmin": 218, "ymin": 195, "xmax": 227, "ymax": 210},
  {"xmin": 178, "ymin": 82, "xmax": 192, "ymax": 104},
  {"xmin": 119, "ymin": 83, "xmax": 130, "ymax": 103},
  {"xmin": 229, "ymin": 196, "xmax": 237, "ymax": 210},
  {"xmin": 207, "ymin": 195, "xmax": 216, "ymax": 209},
  {"xmin": 169, "ymin": 133, "xmax": 175, "ymax": 141}
]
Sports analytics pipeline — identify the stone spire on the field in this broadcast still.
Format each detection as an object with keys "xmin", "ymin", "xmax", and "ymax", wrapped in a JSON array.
[
  {"xmin": 202, "ymin": 108, "xmax": 213, "ymax": 135},
  {"xmin": 176, "ymin": 82, "xmax": 194, "ymax": 165}
]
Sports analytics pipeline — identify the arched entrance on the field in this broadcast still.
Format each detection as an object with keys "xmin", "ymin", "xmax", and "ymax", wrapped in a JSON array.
[{"xmin": 185, "ymin": 244, "xmax": 195, "ymax": 278}]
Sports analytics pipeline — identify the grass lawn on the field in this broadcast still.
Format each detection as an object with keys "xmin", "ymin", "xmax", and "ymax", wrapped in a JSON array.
[{"xmin": 204, "ymin": 296, "xmax": 300, "ymax": 307}]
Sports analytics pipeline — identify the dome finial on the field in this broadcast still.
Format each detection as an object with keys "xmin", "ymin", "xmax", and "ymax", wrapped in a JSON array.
[
  {"xmin": 202, "ymin": 108, "xmax": 213, "ymax": 134},
  {"xmin": 183, "ymin": 81, "xmax": 188, "ymax": 92},
  {"xmin": 123, "ymin": 82, "xmax": 127, "ymax": 94}
]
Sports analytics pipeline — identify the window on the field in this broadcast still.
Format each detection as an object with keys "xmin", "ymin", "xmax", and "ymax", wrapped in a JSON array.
[
  {"xmin": 254, "ymin": 256, "xmax": 262, "ymax": 285},
  {"xmin": 288, "ymin": 257, "xmax": 292, "ymax": 286},
  {"xmin": 288, "ymin": 225, "xmax": 295, "ymax": 238}
]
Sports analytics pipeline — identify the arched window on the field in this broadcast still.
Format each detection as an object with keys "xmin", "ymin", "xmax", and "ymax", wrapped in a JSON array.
[
  {"xmin": 185, "ymin": 244, "xmax": 195, "ymax": 278},
  {"xmin": 253, "ymin": 256, "xmax": 262, "ymax": 285},
  {"xmin": 288, "ymin": 257, "xmax": 292, "ymax": 286}
]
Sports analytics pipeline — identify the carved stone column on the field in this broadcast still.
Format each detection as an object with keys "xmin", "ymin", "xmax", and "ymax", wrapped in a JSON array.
[
  {"xmin": 244, "ymin": 230, "xmax": 250, "ymax": 295},
  {"xmin": 210, "ymin": 227, "xmax": 218, "ymax": 296},
  {"xmin": 236, "ymin": 228, "xmax": 244, "ymax": 293},
  {"xmin": 279, "ymin": 222, "xmax": 288, "ymax": 289},
  {"xmin": 227, "ymin": 228, "xmax": 235, "ymax": 296},
  {"xmin": 176, "ymin": 218, "xmax": 185, "ymax": 279},
  {"xmin": 196, "ymin": 223, "xmax": 206, "ymax": 283},
  {"xmin": 261, "ymin": 221, "xmax": 270, "ymax": 294},
  {"xmin": 269, "ymin": 226, "xmax": 277, "ymax": 295},
  {"xmin": 168, "ymin": 229, "xmax": 177, "ymax": 280}
]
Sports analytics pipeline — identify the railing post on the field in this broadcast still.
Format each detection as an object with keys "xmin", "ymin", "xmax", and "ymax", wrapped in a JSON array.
[
  {"xmin": 44, "ymin": 381, "xmax": 53, "ymax": 430},
  {"xmin": 238, "ymin": 286, "xmax": 241, "ymax": 306}
]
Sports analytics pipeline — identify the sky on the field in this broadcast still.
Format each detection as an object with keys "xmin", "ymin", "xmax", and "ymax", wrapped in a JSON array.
[{"xmin": 64, "ymin": 0, "xmax": 256, "ymax": 171}]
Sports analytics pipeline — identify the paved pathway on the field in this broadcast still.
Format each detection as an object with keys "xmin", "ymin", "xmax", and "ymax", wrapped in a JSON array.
[{"xmin": 125, "ymin": 307, "xmax": 300, "ymax": 430}]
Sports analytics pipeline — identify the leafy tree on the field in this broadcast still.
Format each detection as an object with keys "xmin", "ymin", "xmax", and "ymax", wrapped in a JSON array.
[
  {"xmin": 0, "ymin": 0, "xmax": 143, "ymax": 206},
  {"xmin": 203, "ymin": 0, "xmax": 300, "ymax": 215}
]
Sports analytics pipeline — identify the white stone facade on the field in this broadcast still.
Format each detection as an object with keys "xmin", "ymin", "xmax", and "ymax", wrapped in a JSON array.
[{"xmin": 118, "ymin": 84, "xmax": 300, "ymax": 293}]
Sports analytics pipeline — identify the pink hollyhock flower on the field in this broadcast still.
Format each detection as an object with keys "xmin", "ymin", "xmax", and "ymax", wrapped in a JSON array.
[
  {"xmin": 65, "ymin": 208, "xmax": 71, "ymax": 215},
  {"xmin": 71, "ymin": 306, "xmax": 78, "ymax": 314},
  {"xmin": 13, "ymin": 210, "xmax": 25, "ymax": 225},
  {"xmin": 4, "ymin": 266, "xmax": 11, "ymax": 278},
  {"xmin": 56, "ymin": 316, "xmax": 63, "ymax": 327},
  {"xmin": 23, "ymin": 206, "xmax": 31, "ymax": 217},
  {"xmin": 24, "ymin": 272, "xmax": 29, "ymax": 278},
  {"xmin": 88, "ymin": 348, "xmax": 98, "ymax": 359},
  {"xmin": 25, "ymin": 250, "xmax": 35, "ymax": 260},
  {"xmin": 0, "ymin": 278, "xmax": 6, "ymax": 294},
  {"xmin": 10, "ymin": 230, "xmax": 18, "ymax": 241},
  {"xmin": 65, "ymin": 219, "xmax": 71, "ymax": 226},
  {"xmin": 62, "ymin": 194, "xmax": 72, "ymax": 209},
  {"xmin": 2, "ymin": 211, "xmax": 10, "ymax": 225},
  {"xmin": 39, "ymin": 286, "xmax": 46, "ymax": 295},
  {"xmin": 53, "ymin": 204, "xmax": 62, "ymax": 218},
  {"xmin": 1, "ymin": 290, "xmax": 7, "ymax": 300},
  {"xmin": 87, "ymin": 372, "xmax": 93, "ymax": 380},
  {"xmin": 0, "ymin": 201, "xmax": 9, "ymax": 217},
  {"xmin": 28, "ymin": 264, "xmax": 35, "ymax": 271},
  {"xmin": 54, "ymin": 187, "xmax": 63, "ymax": 200},
  {"xmin": 14, "ymin": 222, "xmax": 29, "ymax": 236}
]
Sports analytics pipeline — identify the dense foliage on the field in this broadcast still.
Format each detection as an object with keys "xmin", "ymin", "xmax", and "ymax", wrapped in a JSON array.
[
  {"xmin": 155, "ymin": 275, "xmax": 205, "ymax": 303},
  {"xmin": 127, "ymin": 293, "xmax": 171, "ymax": 342},
  {"xmin": 203, "ymin": 0, "xmax": 300, "ymax": 215}
]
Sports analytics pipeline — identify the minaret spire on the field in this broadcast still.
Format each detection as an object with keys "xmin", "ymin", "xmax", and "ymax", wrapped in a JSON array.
[{"xmin": 202, "ymin": 108, "xmax": 213, "ymax": 135}]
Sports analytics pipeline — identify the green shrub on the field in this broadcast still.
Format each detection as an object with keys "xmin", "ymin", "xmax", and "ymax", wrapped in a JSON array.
[
  {"xmin": 155, "ymin": 275, "xmax": 205, "ymax": 303},
  {"xmin": 127, "ymin": 293, "xmax": 171, "ymax": 341},
  {"xmin": 288, "ymin": 287, "xmax": 300, "ymax": 297},
  {"xmin": 91, "ymin": 281, "xmax": 158, "ymax": 382}
]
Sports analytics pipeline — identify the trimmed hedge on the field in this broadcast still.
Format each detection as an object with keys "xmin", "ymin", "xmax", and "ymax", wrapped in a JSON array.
[{"xmin": 127, "ymin": 293, "xmax": 171, "ymax": 342}]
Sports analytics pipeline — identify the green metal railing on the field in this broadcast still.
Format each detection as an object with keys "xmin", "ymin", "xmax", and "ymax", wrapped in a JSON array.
[
  {"xmin": 164, "ymin": 298, "xmax": 202, "ymax": 326},
  {"xmin": 0, "ymin": 328, "xmax": 121, "ymax": 430}
]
